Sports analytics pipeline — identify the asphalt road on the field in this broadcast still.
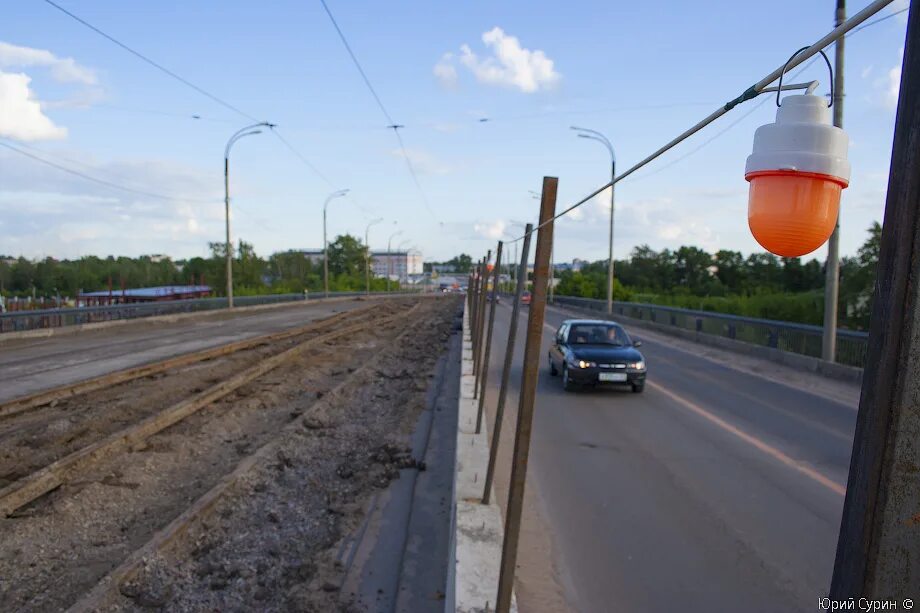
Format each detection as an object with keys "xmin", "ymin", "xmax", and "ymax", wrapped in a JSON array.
[
  {"xmin": 484, "ymin": 301, "xmax": 858, "ymax": 613},
  {"xmin": 0, "ymin": 298, "xmax": 377, "ymax": 403}
]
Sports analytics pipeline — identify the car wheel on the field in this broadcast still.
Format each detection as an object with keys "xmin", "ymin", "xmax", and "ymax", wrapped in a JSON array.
[
  {"xmin": 631, "ymin": 383, "xmax": 645, "ymax": 394},
  {"xmin": 549, "ymin": 357, "xmax": 558, "ymax": 376},
  {"xmin": 562, "ymin": 365, "xmax": 576, "ymax": 392}
]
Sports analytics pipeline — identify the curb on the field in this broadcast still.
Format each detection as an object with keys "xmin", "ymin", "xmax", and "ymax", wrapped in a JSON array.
[{"xmin": 450, "ymin": 307, "xmax": 516, "ymax": 612}]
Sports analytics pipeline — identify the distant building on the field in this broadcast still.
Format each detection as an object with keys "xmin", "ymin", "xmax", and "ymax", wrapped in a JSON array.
[
  {"xmin": 148, "ymin": 254, "xmax": 170, "ymax": 264},
  {"xmin": 283, "ymin": 249, "xmax": 325, "ymax": 265},
  {"xmin": 78, "ymin": 285, "xmax": 211, "ymax": 306},
  {"xmin": 371, "ymin": 251, "xmax": 423, "ymax": 281}
]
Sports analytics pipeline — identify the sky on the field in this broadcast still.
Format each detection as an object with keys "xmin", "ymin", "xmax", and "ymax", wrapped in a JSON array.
[{"xmin": 0, "ymin": 0, "xmax": 909, "ymax": 264}]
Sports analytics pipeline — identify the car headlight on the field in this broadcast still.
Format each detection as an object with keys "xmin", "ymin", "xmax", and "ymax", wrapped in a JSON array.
[
  {"xmin": 627, "ymin": 361, "xmax": 646, "ymax": 371},
  {"xmin": 577, "ymin": 360, "xmax": 596, "ymax": 369}
]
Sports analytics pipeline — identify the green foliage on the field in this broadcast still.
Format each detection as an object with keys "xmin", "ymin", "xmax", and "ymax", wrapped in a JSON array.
[
  {"xmin": 0, "ymin": 233, "xmax": 404, "ymax": 300},
  {"xmin": 554, "ymin": 223, "xmax": 881, "ymax": 330}
]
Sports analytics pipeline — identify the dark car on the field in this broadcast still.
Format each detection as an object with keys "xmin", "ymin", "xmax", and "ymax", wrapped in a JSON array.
[
  {"xmin": 487, "ymin": 291, "xmax": 500, "ymax": 303},
  {"xmin": 547, "ymin": 319, "xmax": 646, "ymax": 393}
]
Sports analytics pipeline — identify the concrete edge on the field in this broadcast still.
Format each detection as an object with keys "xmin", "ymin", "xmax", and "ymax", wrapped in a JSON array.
[
  {"xmin": 450, "ymin": 307, "xmax": 516, "ymax": 613},
  {"xmin": 549, "ymin": 302, "xmax": 863, "ymax": 385},
  {"xmin": 0, "ymin": 294, "xmax": 411, "ymax": 345}
]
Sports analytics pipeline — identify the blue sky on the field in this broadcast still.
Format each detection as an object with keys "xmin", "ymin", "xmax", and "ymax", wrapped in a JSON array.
[{"xmin": 0, "ymin": 0, "xmax": 908, "ymax": 263}]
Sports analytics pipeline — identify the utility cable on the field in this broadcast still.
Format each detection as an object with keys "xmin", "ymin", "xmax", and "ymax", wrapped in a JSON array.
[
  {"xmin": 41, "ymin": 0, "xmax": 356, "ymax": 207},
  {"xmin": 0, "ymin": 140, "xmax": 221, "ymax": 204},
  {"xmin": 41, "ymin": 0, "xmax": 260, "ymax": 123},
  {"xmin": 628, "ymin": 7, "xmax": 907, "ymax": 182},
  {"xmin": 318, "ymin": 0, "xmax": 439, "ymax": 222},
  {"xmin": 503, "ymin": 0, "xmax": 898, "ymax": 244}
]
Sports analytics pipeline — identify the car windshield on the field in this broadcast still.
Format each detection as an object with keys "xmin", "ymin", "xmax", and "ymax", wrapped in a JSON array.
[{"xmin": 567, "ymin": 324, "xmax": 631, "ymax": 346}]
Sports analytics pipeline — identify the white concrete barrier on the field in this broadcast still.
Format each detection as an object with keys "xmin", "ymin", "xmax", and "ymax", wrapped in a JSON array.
[{"xmin": 451, "ymin": 307, "xmax": 516, "ymax": 613}]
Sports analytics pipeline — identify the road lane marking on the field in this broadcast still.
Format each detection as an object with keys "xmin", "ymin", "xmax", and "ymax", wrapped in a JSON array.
[
  {"xmin": 649, "ymin": 353, "xmax": 853, "ymax": 444},
  {"xmin": 543, "ymin": 303, "xmax": 859, "ymax": 412},
  {"xmin": 538, "ymin": 316, "xmax": 846, "ymax": 496},
  {"xmin": 647, "ymin": 381, "xmax": 846, "ymax": 497}
]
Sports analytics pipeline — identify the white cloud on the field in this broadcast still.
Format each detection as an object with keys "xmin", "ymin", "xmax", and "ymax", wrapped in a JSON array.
[
  {"xmin": 433, "ymin": 53, "xmax": 458, "ymax": 89},
  {"xmin": 473, "ymin": 219, "xmax": 507, "ymax": 240},
  {"xmin": 0, "ymin": 71, "xmax": 68, "ymax": 140},
  {"xmin": 0, "ymin": 149, "xmax": 223, "ymax": 258},
  {"xmin": 885, "ymin": 48, "xmax": 903, "ymax": 109},
  {"xmin": 0, "ymin": 42, "xmax": 97, "ymax": 85},
  {"xmin": 438, "ymin": 27, "xmax": 560, "ymax": 93}
]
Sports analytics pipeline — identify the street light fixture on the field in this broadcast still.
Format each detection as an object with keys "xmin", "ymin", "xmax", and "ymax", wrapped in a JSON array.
[
  {"xmin": 386, "ymin": 229, "xmax": 403, "ymax": 292},
  {"xmin": 224, "ymin": 122, "xmax": 274, "ymax": 308},
  {"xmin": 323, "ymin": 188, "xmax": 350, "ymax": 298},
  {"xmin": 572, "ymin": 125, "xmax": 616, "ymax": 315},
  {"xmin": 396, "ymin": 239, "xmax": 412, "ymax": 286},
  {"xmin": 365, "ymin": 218, "xmax": 384, "ymax": 295}
]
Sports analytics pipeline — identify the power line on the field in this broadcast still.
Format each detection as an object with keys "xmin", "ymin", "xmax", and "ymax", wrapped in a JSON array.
[
  {"xmin": 626, "ymin": 8, "xmax": 906, "ymax": 182},
  {"xmin": 503, "ymin": 0, "xmax": 898, "ymax": 243},
  {"xmin": 41, "ymin": 0, "xmax": 260, "ymax": 123},
  {"xmin": 0, "ymin": 140, "xmax": 221, "ymax": 204},
  {"xmin": 318, "ymin": 0, "xmax": 394, "ymax": 125},
  {"xmin": 41, "ymin": 0, "xmax": 368, "ymax": 219},
  {"xmin": 318, "ymin": 0, "xmax": 439, "ymax": 222}
]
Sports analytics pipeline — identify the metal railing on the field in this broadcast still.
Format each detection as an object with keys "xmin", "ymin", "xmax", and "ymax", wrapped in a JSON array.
[
  {"xmin": 0, "ymin": 290, "xmax": 421, "ymax": 335},
  {"xmin": 551, "ymin": 295, "xmax": 869, "ymax": 368}
]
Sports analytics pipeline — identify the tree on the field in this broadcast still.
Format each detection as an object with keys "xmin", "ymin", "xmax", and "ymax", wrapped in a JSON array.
[
  {"xmin": 326, "ymin": 234, "xmax": 367, "ymax": 277},
  {"xmin": 713, "ymin": 250, "xmax": 746, "ymax": 292}
]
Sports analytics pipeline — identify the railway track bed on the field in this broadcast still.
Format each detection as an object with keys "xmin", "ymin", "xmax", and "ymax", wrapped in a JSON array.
[{"xmin": 0, "ymin": 296, "xmax": 458, "ymax": 612}]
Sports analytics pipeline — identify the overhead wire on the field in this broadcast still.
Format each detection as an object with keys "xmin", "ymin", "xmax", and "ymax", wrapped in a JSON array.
[
  {"xmin": 41, "ymin": 0, "xmax": 259, "ymax": 123},
  {"xmin": 40, "ymin": 0, "xmax": 360, "ymax": 215},
  {"xmin": 318, "ymin": 0, "xmax": 439, "ymax": 222},
  {"xmin": 503, "ymin": 0, "xmax": 902, "ymax": 244},
  {"xmin": 628, "ymin": 6, "xmax": 908, "ymax": 182},
  {"xmin": 0, "ymin": 140, "xmax": 221, "ymax": 204}
]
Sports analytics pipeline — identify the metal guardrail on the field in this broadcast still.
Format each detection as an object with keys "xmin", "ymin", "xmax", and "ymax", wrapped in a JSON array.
[
  {"xmin": 551, "ymin": 295, "xmax": 869, "ymax": 368},
  {"xmin": 0, "ymin": 291, "xmax": 420, "ymax": 335}
]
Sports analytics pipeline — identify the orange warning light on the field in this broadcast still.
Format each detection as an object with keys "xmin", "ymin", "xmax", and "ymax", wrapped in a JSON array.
[{"xmin": 745, "ymin": 94, "xmax": 850, "ymax": 257}]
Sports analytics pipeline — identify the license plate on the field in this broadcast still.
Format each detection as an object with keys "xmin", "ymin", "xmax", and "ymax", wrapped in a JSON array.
[{"xmin": 599, "ymin": 372, "xmax": 627, "ymax": 382}]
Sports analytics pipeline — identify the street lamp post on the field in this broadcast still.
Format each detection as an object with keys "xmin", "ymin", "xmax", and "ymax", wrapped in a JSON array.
[
  {"xmin": 224, "ymin": 122, "xmax": 273, "ymax": 308},
  {"xmin": 323, "ymin": 189, "xmax": 350, "ymax": 298},
  {"xmin": 386, "ymin": 230, "xmax": 403, "ymax": 292},
  {"xmin": 507, "ymin": 220, "xmax": 528, "ymax": 292},
  {"xmin": 572, "ymin": 126, "xmax": 617, "ymax": 315},
  {"xmin": 365, "ymin": 218, "xmax": 384, "ymax": 295},
  {"xmin": 396, "ymin": 239, "xmax": 412, "ymax": 287}
]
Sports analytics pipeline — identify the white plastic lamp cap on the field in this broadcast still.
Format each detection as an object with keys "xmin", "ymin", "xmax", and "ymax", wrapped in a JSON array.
[{"xmin": 744, "ymin": 93, "xmax": 851, "ymax": 257}]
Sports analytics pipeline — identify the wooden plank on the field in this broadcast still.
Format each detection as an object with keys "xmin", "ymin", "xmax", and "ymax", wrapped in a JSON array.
[
  {"xmin": 0, "ymin": 305, "xmax": 370, "ymax": 420},
  {"xmin": 66, "ymin": 302, "xmax": 425, "ymax": 613},
  {"xmin": 0, "ymin": 309, "xmax": 408, "ymax": 517}
]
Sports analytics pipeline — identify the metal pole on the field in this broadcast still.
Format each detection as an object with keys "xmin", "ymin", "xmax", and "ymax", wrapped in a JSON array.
[
  {"xmin": 607, "ymin": 162, "xmax": 616, "ymax": 315},
  {"xmin": 471, "ymin": 260, "xmax": 484, "ymax": 358},
  {"xmin": 222, "ymin": 122, "xmax": 271, "ymax": 308},
  {"xmin": 322, "ymin": 189, "xmax": 349, "ymax": 299},
  {"xmin": 323, "ymin": 205, "xmax": 328, "ymax": 299},
  {"xmin": 476, "ymin": 241, "xmax": 503, "ymax": 433},
  {"xmin": 364, "ymin": 219, "xmax": 381, "ymax": 295},
  {"xmin": 224, "ymin": 156, "xmax": 233, "ymax": 308},
  {"xmin": 473, "ymin": 252, "xmax": 491, "ymax": 396},
  {"xmin": 496, "ymin": 177, "xmax": 557, "ymax": 613},
  {"xmin": 831, "ymin": 0, "xmax": 919, "ymax": 597},
  {"xmin": 483, "ymin": 224, "xmax": 532, "ymax": 504},
  {"xmin": 571, "ymin": 127, "xmax": 617, "ymax": 315},
  {"xmin": 822, "ymin": 0, "xmax": 846, "ymax": 362}
]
